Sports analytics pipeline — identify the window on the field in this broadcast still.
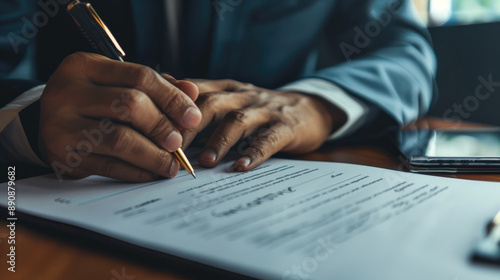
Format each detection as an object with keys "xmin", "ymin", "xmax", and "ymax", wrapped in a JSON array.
[{"xmin": 429, "ymin": 0, "xmax": 500, "ymax": 26}]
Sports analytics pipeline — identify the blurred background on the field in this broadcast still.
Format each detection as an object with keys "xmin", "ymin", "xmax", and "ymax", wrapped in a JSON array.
[
  {"xmin": 428, "ymin": 0, "xmax": 500, "ymax": 26},
  {"xmin": 414, "ymin": 0, "xmax": 500, "ymax": 126}
]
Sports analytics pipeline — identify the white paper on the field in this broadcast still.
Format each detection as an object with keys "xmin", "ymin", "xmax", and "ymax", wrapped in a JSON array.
[{"xmin": 1, "ymin": 159, "xmax": 500, "ymax": 279}]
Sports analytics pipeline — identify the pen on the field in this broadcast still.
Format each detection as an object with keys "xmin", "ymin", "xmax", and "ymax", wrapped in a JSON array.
[
  {"xmin": 67, "ymin": 0, "xmax": 196, "ymax": 179},
  {"xmin": 486, "ymin": 210, "xmax": 500, "ymax": 245},
  {"xmin": 473, "ymin": 209, "xmax": 500, "ymax": 263}
]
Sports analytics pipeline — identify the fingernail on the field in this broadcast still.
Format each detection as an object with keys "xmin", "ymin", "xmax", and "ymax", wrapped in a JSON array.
[
  {"xmin": 169, "ymin": 160, "xmax": 179, "ymax": 178},
  {"xmin": 233, "ymin": 156, "xmax": 251, "ymax": 172},
  {"xmin": 165, "ymin": 131, "xmax": 182, "ymax": 152},
  {"xmin": 183, "ymin": 107, "xmax": 202, "ymax": 128},
  {"xmin": 199, "ymin": 148, "xmax": 217, "ymax": 163}
]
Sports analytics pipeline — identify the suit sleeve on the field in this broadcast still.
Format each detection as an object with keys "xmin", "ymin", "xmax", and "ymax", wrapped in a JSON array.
[
  {"xmin": 0, "ymin": 0, "xmax": 41, "ymax": 135},
  {"xmin": 310, "ymin": 0, "xmax": 436, "ymax": 129},
  {"xmin": 1, "ymin": 1, "xmax": 45, "ymax": 164},
  {"xmin": 0, "ymin": 0, "xmax": 37, "ymax": 79},
  {"xmin": 0, "ymin": 84, "xmax": 45, "ymax": 165}
]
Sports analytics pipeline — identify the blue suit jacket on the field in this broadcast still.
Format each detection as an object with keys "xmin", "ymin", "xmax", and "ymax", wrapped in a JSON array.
[
  {"xmin": 1, "ymin": 0, "xmax": 435, "ymax": 131},
  {"xmin": 127, "ymin": 0, "xmax": 436, "ymax": 126}
]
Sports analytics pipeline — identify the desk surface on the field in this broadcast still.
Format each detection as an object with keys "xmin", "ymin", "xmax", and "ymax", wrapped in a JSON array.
[{"xmin": 1, "ymin": 118, "xmax": 499, "ymax": 280}]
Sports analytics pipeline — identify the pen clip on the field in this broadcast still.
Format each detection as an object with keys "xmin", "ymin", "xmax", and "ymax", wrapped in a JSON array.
[{"xmin": 67, "ymin": 0, "xmax": 125, "ymax": 58}]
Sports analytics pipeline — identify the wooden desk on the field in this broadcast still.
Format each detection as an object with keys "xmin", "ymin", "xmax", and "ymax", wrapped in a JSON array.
[{"xmin": 1, "ymin": 118, "xmax": 499, "ymax": 280}]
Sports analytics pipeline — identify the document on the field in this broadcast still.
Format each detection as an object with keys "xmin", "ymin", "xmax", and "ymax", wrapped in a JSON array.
[{"xmin": 1, "ymin": 159, "xmax": 500, "ymax": 279}]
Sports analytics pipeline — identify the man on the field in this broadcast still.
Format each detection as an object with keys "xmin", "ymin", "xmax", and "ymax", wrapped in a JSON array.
[{"xmin": 0, "ymin": 0, "xmax": 436, "ymax": 182}]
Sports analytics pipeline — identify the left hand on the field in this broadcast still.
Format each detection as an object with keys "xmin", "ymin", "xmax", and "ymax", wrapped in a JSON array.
[{"xmin": 171, "ymin": 78, "xmax": 347, "ymax": 172}]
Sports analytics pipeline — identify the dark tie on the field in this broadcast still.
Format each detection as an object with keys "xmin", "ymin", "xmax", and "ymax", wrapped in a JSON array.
[{"xmin": 179, "ymin": 0, "xmax": 213, "ymax": 78}]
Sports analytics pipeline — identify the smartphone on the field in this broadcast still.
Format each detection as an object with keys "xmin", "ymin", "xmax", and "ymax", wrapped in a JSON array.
[{"xmin": 395, "ymin": 128, "xmax": 500, "ymax": 173}]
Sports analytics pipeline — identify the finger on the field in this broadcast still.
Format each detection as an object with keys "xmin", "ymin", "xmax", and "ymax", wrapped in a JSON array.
[
  {"xmin": 198, "ymin": 108, "xmax": 272, "ymax": 167},
  {"xmin": 43, "ymin": 132, "xmax": 160, "ymax": 182},
  {"xmin": 186, "ymin": 79, "xmax": 255, "ymax": 93},
  {"xmin": 232, "ymin": 122, "xmax": 294, "ymax": 172},
  {"xmin": 57, "ymin": 152, "xmax": 159, "ymax": 182},
  {"xmin": 161, "ymin": 74, "xmax": 199, "ymax": 102},
  {"xmin": 78, "ymin": 86, "xmax": 184, "ymax": 152},
  {"xmin": 61, "ymin": 52, "xmax": 201, "ymax": 129},
  {"xmin": 180, "ymin": 91, "xmax": 260, "ymax": 149},
  {"xmin": 64, "ymin": 120, "xmax": 179, "ymax": 179}
]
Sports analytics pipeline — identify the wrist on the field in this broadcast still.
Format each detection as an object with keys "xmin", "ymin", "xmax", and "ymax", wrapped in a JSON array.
[{"xmin": 309, "ymin": 94, "xmax": 347, "ymax": 137}]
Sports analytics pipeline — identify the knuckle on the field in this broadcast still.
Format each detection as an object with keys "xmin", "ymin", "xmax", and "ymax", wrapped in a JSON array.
[
  {"xmin": 248, "ymin": 145, "xmax": 267, "ymax": 159},
  {"xmin": 258, "ymin": 132, "xmax": 280, "ymax": 147},
  {"xmin": 133, "ymin": 66, "xmax": 156, "ymax": 89},
  {"xmin": 123, "ymin": 89, "xmax": 148, "ymax": 117},
  {"xmin": 59, "ymin": 52, "xmax": 90, "ymax": 73},
  {"xmin": 107, "ymin": 128, "xmax": 134, "ymax": 154},
  {"xmin": 248, "ymin": 90, "xmax": 261, "ymax": 98},
  {"xmin": 239, "ymin": 82, "xmax": 255, "ymax": 91},
  {"xmin": 225, "ymin": 109, "xmax": 248, "ymax": 124},
  {"xmin": 223, "ymin": 79, "xmax": 239, "ymax": 90},
  {"xmin": 160, "ymin": 89, "xmax": 183, "ymax": 112},
  {"xmin": 281, "ymin": 112, "xmax": 302, "ymax": 127},
  {"xmin": 197, "ymin": 92, "xmax": 219, "ymax": 105},
  {"xmin": 196, "ymin": 95, "xmax": 220, "ymax": 116},
  {"xmin": 148, "ymin": 114, "xmax": 171, "ymax": 138},
  {"xmin": 214, "ymin": 134, "xmax": 232, "ymax": 147},
  {"xmin": 64, "ymin": 52, "xmax": 87, "ymax": 64}
]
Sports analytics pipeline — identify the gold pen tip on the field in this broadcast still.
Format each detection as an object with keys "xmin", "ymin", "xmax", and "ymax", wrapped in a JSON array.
[{"xmin": 191, "ymin": 172, "xmax": 197, "ymax": 179}]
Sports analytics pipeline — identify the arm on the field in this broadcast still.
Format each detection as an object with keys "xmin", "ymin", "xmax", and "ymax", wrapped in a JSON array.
[
  {"xmin": 0, "ymin": 81, "xmax": 45, "ymax": 165},
  {"xmin": 182, "ymin": 0, "xmax": 436, "ymax": 170},
  {"xmin": 1, "ymin": 2, "xmax": 204, "ymax": 182},
  {"xmin": 1, "ymin": 52, "xmax": 203, "ymax": 183},
  {"xmin": 1, "ymin": 0, "xmax": 45, "ymax": 164},
  {"xmin": 310, "ymin": 0, "xmax": 436, "ymax": 126}
]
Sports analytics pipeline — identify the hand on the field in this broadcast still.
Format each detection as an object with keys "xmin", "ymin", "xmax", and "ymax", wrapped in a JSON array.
[
  {"xmin": 178, "ymin": 79, "xmax": 347, "ymax": 171},
  {"xmin": 39, "ymin": 52, "xmax": 202, "ymax": 182}
]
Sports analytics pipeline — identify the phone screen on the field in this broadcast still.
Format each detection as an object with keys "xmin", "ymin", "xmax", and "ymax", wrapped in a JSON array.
[
  {"xmin": 396, "ymin": 128, "xmax": 500, "ymax": 172},
  {"xmin": 425, "ymin": 130, "xmax": 500, "ymax": 157}
]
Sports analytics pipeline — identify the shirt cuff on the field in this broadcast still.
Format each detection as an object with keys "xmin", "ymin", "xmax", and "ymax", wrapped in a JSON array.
[
  {"xmin": 279, "ymin": 78, "xmax": 369, "ymax": 140},
  {"xmin": 0, "ymin": 85, "xmax": 46, "ymax": 166}
]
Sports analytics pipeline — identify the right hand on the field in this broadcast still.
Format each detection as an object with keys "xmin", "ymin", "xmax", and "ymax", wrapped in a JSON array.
[{"xmin": 39, "ymin": 52, "xmax": 202, "ymax": 182}]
